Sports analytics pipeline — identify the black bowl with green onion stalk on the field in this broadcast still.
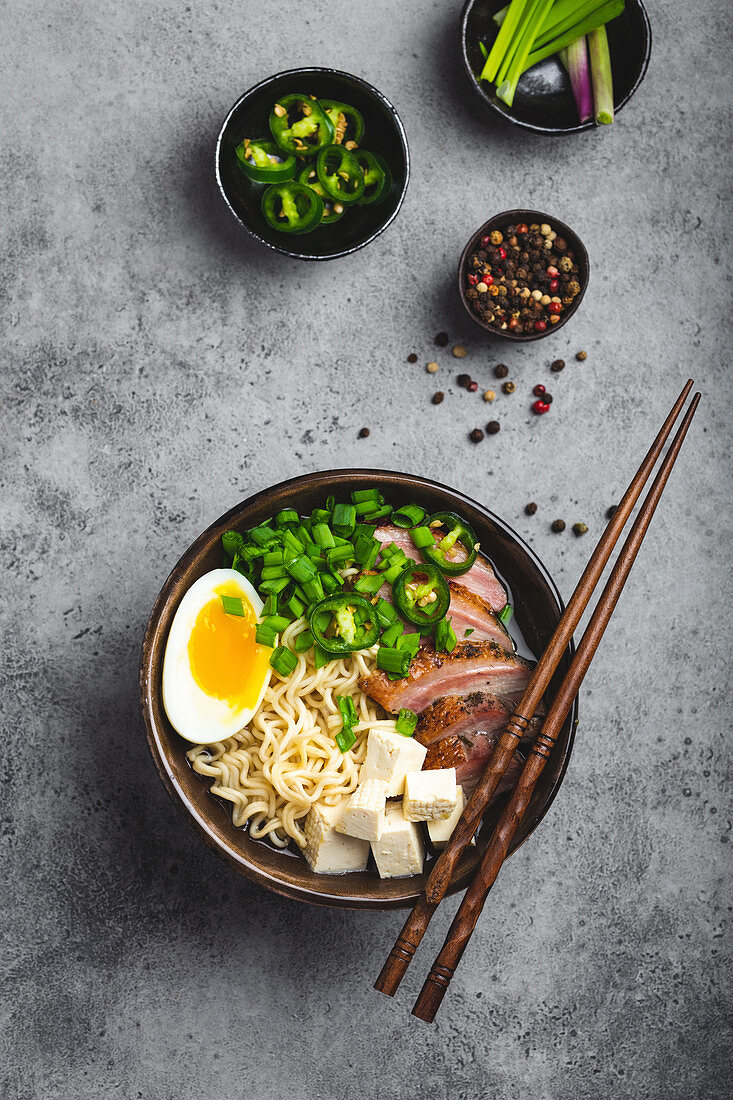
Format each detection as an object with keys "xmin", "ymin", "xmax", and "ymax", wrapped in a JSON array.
[
  {"xmin": 216, "ymin": 68, "xmax": 410, "ymax": 260},
  {"xmin": 461, "ymin": 0, "xmax": 651, "ymax": 134}
]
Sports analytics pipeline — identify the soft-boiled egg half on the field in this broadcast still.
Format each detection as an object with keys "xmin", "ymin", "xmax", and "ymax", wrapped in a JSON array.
[{"xmin": 162, "ymin": 569, "xmax": 272, "ymax": 744}]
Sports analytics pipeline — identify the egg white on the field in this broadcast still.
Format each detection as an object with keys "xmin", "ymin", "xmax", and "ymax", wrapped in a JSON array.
[{"xmin": 162, "ymin": 568, "xmax": 271, "ymax": 744}]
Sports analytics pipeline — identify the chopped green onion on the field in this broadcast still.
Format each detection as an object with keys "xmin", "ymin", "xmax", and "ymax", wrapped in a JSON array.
[
  {"xmin": 313, "ymin": 643, "xmax": 332, "ymax": 669},
  {"xmin": 231, "ymin": 553, "xmax": 249, "ymax": 578},
  {"xmin": 285, "ymin": 555, "xmax": 317, "ymax": 584},
  {"xmin": 283, "ymin": 529, "xmax": 305, "ymax": 557},
  {"xmin": 302, "ymin": 575, "xmax": 325, "ymax": 602},
  {"xmin": 351, "ymin": 488, "xmax": 381, "ymax": 504},
  {"xmin": 321, "ymin": 573, "xmax": 340, "ymax": 595},
  {"xmin": 275, "ymin": 508, "xmax": 299, "ymax": 528},
  {"xmin": 379, "ymin": 541, "xmax": 401, "ymax": 559},
  {"xmin": 366, "ymin": 504, "xmax": 393, "ymax": 520},
  {"xmin": 325, "ymin": 495, "xmax": 336, "ymax": 512},
  {"xmin": 392, "ymin": 503, "xmax": 427, "ymax": 528},
  {"xmin": 380, "ymin": 621, "xmax": 404, "ymax": 648},
  {"xmin": 263, "ymin": 550, "xmax": 284, "ymax": 566},
  {"xmin": 220, "ymin": 594, "xmax": 245, "ymax": 617},
  {"xmin": 259, "ymin": 576, "xmax": 291, "ymax": 596},
  {"xmin": 222, "ymin": 530, "xmax": 246, "ymax": 561},
  {"xmin": 311, "ymin": 507, "xmax": 332, "ymax": 525},
  {"xmin": 250, "ymin": 524, "xmax": 279, "ymax": 547},
  {"xmin": 294, "ymin": 629, "xmax": 315, "ymax": 653},
  {"xmin": 464, "ymin": 627, "xmax": 475, "ymax": 636},
  {"xmin": 261, "ymin": 614, "xmax": 291, "ymax": 632},
  {"xmin": 397, "ymin": 632, "xmax": 421, "ymax": 657},
  {"xmin": 353, "ymin": 572, "xmax": 383, "ymax": 597},
  {"xmin": 326, "ymin": 544, "xmax": 354, "ymax": 567},
  {"xmin": 287, "ymin": 593, "xmax": 306, "ymax": 619},
  {"xmin": 262, "ymin": 594, "xmax": 278, "ymax": 616},
  {"xmin": 332, "ymin": 503, "xmax": 357, "ymax": 537},
  {"xmin": 410, "ymin": 526, "xmax": 436, "ymax": 549},
  {"xmin": 254, "ymin": 625, "xmax": 278, "ymax": 647},
  {"xmin": 377, "ymin": 549, "xmax": 408, "ymax": 573},
  {"xmin": 261, "ymin": 564, "xmax": 287, "ymax": 580},
  {"xmin": 337, "ymin": 695, "xmax": 358, "ymax": 728},
  {"xmin": 383, "ymin": 560, "xmax": 410, "ymax": 586},
  {"xmin": 376, "ymin": 647, "xmax": 411, "ymax": 677},
  {"xmin": 295, "ymin": 523, "xmax": 314, "ymax": 545},
  {"xmin": 269, "ymin": 646, "xmax": 298, "ymax": 676},
  {"xmin": 354, "ymin": 533, "xmax": 380, "ymax": 569},
  {"xmin": 335, "ymin": 727, "xmax": 357, "ymax": 753},
  {"xmin": 396, "ymin": 708, "xmax": 418, "ymax": 737},
  {"xmin": 312, "ymin": 522, "xmax": 335, "ymax": 549},
  {"xmin": 374, "ymin": 598, "xmax": 398, "ymax": 628},
  {"xmin": 498, "ymin": 603, "xmax": 513, "ymax": 626},
  {"xmin": 435, "ymin": 617, "xmax": 457, "ymax": 654},
  {"xmin": 354, "ymin": 499, "xmax": 383, "ymax": 516}
]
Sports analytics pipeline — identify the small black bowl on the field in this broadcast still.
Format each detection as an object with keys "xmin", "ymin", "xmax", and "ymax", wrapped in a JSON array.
[
  {"xmin": 458, "ymin": 209, "xmax": 590, "ymax": 341},
  {"xmin": 461, "ymin": 0, "xmax": 652, "ymax": 135},
  {"xmin": 216, "ymin": 68, "xmax": 410, "ymax": 260}
]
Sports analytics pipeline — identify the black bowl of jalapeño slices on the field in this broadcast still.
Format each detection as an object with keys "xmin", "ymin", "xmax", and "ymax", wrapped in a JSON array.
[{"xmin": 216, "ymin": 68, "xmax": 410, "ymax": 260}]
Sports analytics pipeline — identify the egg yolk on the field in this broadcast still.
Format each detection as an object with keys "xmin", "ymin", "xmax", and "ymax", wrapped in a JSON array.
[{"xmin": 187, "ymin": 582, "xmax": 270, "ymax": 711}]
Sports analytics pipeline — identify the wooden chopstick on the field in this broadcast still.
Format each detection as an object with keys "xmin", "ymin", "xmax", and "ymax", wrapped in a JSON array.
[
  {"xmin": 411, "ymin": 390, "xmax": 700, "ymax": 1022},
  {"xmin": 375, "ymin": 379, "xmax": 695, "ymax": 999}
]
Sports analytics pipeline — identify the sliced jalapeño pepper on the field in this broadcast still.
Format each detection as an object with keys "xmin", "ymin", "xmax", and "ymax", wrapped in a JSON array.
[
  {"xmin": 269, "ymin": 94, "xmax": 334, "ymax": 156},
  {"xmin": 316, "ymin": 144, "xmax": 365, "ymax": 205},
  {"xmin": 318, "ymin": 100, "xmax": 365, "ymax": 147},
  {"xmin": 235, "ymin": 139, "xmax": 297, "ymax": 184},
  {"xmin": 309, "ymin": 594, "xmax": 380, "ymax": 655},
  {"xmin": 392, "ymin": 563, "xmax": 450, "ymax": 627},
  {"xmin": 420, "ymin": 511, "xmax": 479, "ymax": 577},
  {"xmin": 261, "ymin": 182, "xmax": 323, "ymax": 234},
  {"xmin": 298, "ymin": 165, "xmax": 345, "ymax": 225},
  {"xmin": 354, "ymin": 150, "xmax": 392, "ymax": 206}
]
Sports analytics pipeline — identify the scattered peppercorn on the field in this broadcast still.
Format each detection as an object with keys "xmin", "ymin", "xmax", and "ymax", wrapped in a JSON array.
[
  {"xmin": 469, "ymin": 428, "xmax": 484, "ymax": 443},
  {"xmin": 551, "ymin": 519, "xmax": 566, "ymax": 533},
  {"xmin": 533, "ymin": 384, "xmax": 546, "ymax": 397},
  {"xmin": 453, "ymin": 345, "xmax": 467, "ymax": 358},
  {"xmin": 468, "ymin": 380, "xmax": 478, "ymax": 392},
  {"xmin": 457, "ymin": 373, "xmax": 471, "ymax": 388},
  {"xmin": 486, "ymin": 420, "xmax": 500, "ymax": 434},
  {"xmin": 576, "ymin": 350, "xmax": 587, "ymax": 361},
  {"xmin": 606, "ymin": 504, "xmax": 617, "ymax": 518},
  {"xmin": 543, "ymin": 392, "xmax": 553, "ymax": 404},
  {"xmin": 426, "ymin": 361, "xmax": 439, "ymax": 373},
  {"xmin": 551, "ymin": 359, "xmax": 565, "ymax": 372},
  {"xmin": 502, "ymin": 381, "xmax": 516, "ymax": 394},
  {"xmin": 495, "ymin": 364, "xmax": 509, "ymax": 379},
  {"xmin": 525, "ymin": 502, "xmax": 538, "ymax": 515},
  {"xmin": 432, "ymin": 391, "xmax": 444, "ymax": 405},
  {"xmin": 483, "ymin": 389, "xmax": 496, "ymax": 402},
  {"xmin": 435, "ymin": 332, "xmax": 449, "ymax": 347},
  {"xmin": 358, "ymin": 427, "xmax": 370, "ymax": 438},
  {"xmin": 533, "ymin": 400, "xmax": 550, "ymax": 414},
  {"xmin": 572, "ymin": 522, "xmax": 588, "ymax": 537},
  {"xmin": 407, "ymin": 353, "xmax": 418, "ymax": 363}
]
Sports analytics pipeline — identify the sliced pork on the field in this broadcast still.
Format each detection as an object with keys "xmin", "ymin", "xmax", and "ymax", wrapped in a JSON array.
[
  {"xmin": 374, "ymin": 524, "xmax": 508, "ymax": 612},
  {"xmin": 415, "ymin": 691, "xmax": 542, "ymax": 747},
  {"xmin": 423, "ymin": 730, "xmax": 524, "ymax": 799},
  {"xmin": 360, "ymin": 640, "xmax": 532, "ymax": 714},
  {"xmin": 446, "ymin": 582, "xmax": 512, "ymax": 648}
]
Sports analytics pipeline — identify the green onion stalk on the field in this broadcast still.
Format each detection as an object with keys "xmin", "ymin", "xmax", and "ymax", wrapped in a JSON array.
[
  {"xmin": 588, "ymin": 24, "xmax": 614, "ymax": 123},
  {"xmin": 560, "ymin": 35, "xmax": 593, "ymax": 123}
]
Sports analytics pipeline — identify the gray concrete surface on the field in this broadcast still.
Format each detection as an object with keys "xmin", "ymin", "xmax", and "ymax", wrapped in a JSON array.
[{"xmin": 2, "ymin": 1, "xmax": 731, "ymax": 1097}]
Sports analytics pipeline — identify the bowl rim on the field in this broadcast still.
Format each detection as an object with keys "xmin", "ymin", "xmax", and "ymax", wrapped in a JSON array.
[
  {"xmin": 140, "ymin": 468, "xmax": 578, "ymax": 909},
  {"xmin": 458, "ymin": 208, "xmax": 590, "ymax": 340},
  {"xmin": 214, "ymin": 67, "xmax": 411, "ymax": 261},
  {"xmin": 460, "ymin": 0, "xmax": 652, "ymax": 136}
]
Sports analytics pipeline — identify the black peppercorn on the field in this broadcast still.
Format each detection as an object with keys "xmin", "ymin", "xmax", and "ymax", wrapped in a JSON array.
[
  {"xmin": 407, "ymin": 353, "xmax": 418, "ymax": 363},
  {"xmin": 502, "ymin": 381, "xmax": 515, "ymax": 395},
  {"xmin": 469, "ymin": 428, "xmax": 484, "ymax": 443},
  {"xmin": 573, "ymin": 522, "xmax": 588, "ymax": 537},
  {"xmin": 606, "ymin": 504, "xmax": 617, "ymax": 519},
  {"xmin": 486, "ymin": 420, "xmax": 500, "ymax": 434},
  {"xmin": 358, "ymin": 427, "xmax": 370, "ymax": 438},
  {"xmin": 551, "ymin": 359, "xmax": 565, "ymax": 372},
  {"xmin": 435, "ymin": 332, "xmax": 449, "ymax": 347},
  {"xmin": 431, "ymin": 391, "xmax": 444, "ymax": 405},
  {"xmin": 457, "ymin": 373, "xmax": 471, "ymax": 388},
  {"xmin": 495, "ymin": 364, "xmax": 509, "ymax": 379},
  {"xmin": 551, "ymin": 519, "xmax": 566, "ymax": 533},
  {"xmin": 543, "ymin": 392, "xmax": 553, "ymax": 404},
  {"xmin": 525, "ymin": 502, "xmax": 537, "ymax": 515}
]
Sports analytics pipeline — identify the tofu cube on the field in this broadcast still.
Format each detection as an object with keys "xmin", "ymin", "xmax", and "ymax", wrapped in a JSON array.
[
  {"xmin": 336, "ymin": 779, "xmax": 388, "ymax": 842},
  {"xmin": 427, "ymin": 785, "xmax": 475, "ymax": 848},
  {"xmin": 371, "ymin": 802, "xmax": 425, "ymax": 879},
  {"xmin": 361, "ymin": 728, "xmax": 427, "ymax": 797},
  {"xmin": 303, "ymin": 798, "xmax": 370, "ymax": 874},
  {"xmin": 403, "ymin": 767, "xmax": 458, "ymax": 822}
]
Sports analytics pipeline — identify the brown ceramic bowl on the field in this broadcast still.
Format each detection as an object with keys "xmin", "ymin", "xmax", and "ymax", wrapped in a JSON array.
[
  {"xmin": 458, "ymin": 209, "xmax": 590, "ymax": 341},
  {"xmin": 140, "ymin": 470, "xmax": 578, "ymax": 909}
]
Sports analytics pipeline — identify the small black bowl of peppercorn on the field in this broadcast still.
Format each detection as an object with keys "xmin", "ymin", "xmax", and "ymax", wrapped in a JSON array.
[{"xmin": 458, "ymin": 209, "xmax": 589, "ymax": 341}]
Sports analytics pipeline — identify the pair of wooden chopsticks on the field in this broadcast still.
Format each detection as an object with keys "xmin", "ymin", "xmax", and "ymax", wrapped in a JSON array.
[{"xmin": 375, "ymin": 380, "xmax": 700, "ymax": 1022}]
